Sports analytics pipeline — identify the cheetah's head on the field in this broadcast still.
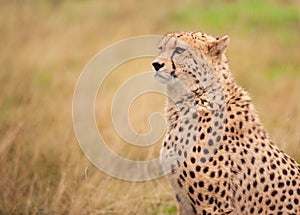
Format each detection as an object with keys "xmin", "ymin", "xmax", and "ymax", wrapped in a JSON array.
[{"xmin": 152, "ymin": 32, "xmax": 230, "ymax": 91}]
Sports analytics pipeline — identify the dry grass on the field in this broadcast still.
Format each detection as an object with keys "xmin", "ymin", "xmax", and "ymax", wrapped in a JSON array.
[{"xmin": 0, "ymin": 0, "xmax": 299, "ymax": 214}]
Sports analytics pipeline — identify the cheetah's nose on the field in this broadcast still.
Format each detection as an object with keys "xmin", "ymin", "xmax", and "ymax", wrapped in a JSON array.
[{"xmin": 152, "ymin": 62, "xmax": 165, "ymax": 71}]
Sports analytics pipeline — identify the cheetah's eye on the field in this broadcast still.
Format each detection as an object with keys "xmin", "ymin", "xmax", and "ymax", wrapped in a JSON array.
[
  {"xmin": 158, "ymin": 46, "xmax": 162, "ymax": 50},
  {"xmin": 174, "ymin": 47, "xmax": 186, "ymax": 54}
]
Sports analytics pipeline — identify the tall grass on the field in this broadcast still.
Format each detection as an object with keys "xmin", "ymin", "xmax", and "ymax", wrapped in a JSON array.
[{"xmin": 0, "ymin": 0, "xmax": 299, "ymax": 214}]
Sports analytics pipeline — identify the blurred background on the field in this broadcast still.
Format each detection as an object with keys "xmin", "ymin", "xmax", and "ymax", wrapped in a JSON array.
[{"xmin": 0, "ymin": 0, "xmax": 299, "ymax": 214}]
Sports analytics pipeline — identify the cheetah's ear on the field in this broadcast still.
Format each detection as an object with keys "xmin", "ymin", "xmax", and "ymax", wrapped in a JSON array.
[{"xmin": 207, "ymin": 35, "xmax": 230, "ymax": 57}]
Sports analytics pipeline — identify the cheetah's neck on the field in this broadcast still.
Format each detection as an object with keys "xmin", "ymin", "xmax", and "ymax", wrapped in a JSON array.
[{"xmin": 164, "ymin": 65, "xmax": 265, "ymax": 140}]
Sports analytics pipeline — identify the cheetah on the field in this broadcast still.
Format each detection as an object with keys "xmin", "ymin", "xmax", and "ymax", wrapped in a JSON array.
[{"xmin": 152, "ymin": 32, "xmax": 300, "ymax": 215}]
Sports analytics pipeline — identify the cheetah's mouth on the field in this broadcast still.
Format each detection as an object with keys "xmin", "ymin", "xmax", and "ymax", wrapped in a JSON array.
[{"xmin": 154, "ymin": 71, "xmax": 175, "ymax": 84}]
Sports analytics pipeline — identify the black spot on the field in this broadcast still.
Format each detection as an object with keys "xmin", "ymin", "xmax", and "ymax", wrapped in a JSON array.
[
  {"xmin": 251, "ymin": 157, "xmax": 255, "ymax": 165},
  {"xmin": 258, "ymin": 208, "xmax": 263, "ymax": 214},
  {"xmin": 178, "ymin": 150, "xmax": 182, "ymax": 156},
  {"xmin": 192, "ymin": 146, "xmax": 197, "ymax": 152},
  {"xmin": 263, "ymin": 185, "xmax": 269, "ymax": 192},
  {"xmin": 290, "ymin": 169, "xmax": 295, "ymax": 175},
  {"xmin": 203, "ymin": 167, "xmax": 209, "ymax": 173},
  {"xmin": 197, "ymin": 146, "xmax": 201, "ymax": 152},
  {"xmin": 286, "ymin": 204, "xmax": 293, "ymax": 210},
  {"xmin": 192, "ymin": 113, "xmax": 198, "ymax": 119},
  {"xmin": 241, "ymin": 205, "xmax": 245, "ymax": 212},
  {"xmin": 191, "ymin": 157, "xmax": 196, "ymax": 163},
  {"xmin": 269, "ymin": 173, "xmax": 275, "ymax": 181},
  {"xmin": 207, "ymin": 127, "xmax": 212, "ymax": 133},
  {"xmin": 200, "ymin": 157, "xmax": 206, "ymax": 163},
  {"xmin": 190, "ymin": 171, "xmax": 195, "ymax": 178},
  {"xmin": 191, "ymin": 204, "xmax": 197, "ymax": 214},
  {"xmin": 183, "ymin": 161, "xmax": 187, "ymax": 167},
  {"xmin": 259, "ymin": 167, "xmax": 264, "ymax": 174},
  {"xmin": 177, "ymin": 179, "xmax": 182, "ymax": 187},
  {"xmin": 189, "ymin": 186, "xmax": 194, "ymax": 194},
  {"xmin": 179, "ymin": 174, "xmax": 185, "ymax": 181},
  {"xmin": 247, "ymin": 184, "xmax": 251, "ymax": 191},
  {"xmin": 271, "ymin": 190, "xmax": 278, "ymax": 197},
  {"xmin": 280, "ymin": 195, "xmax": 286, "ymax": 202},
  {"xmin": 193, "ymin": 135, "xmax": 196, "ymax": 141},
  {"xmin": 198, "ymin": 193, "xmax": 203, "ymax": 201},
  {"xmin": 232, "ymin": 147, "xmax": 236, "ymax": 153}
]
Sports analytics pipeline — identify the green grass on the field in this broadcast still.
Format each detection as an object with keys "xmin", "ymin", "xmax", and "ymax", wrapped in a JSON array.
[
  {"xmin": 163, "ymin": 205, "xmax": 178, "ymax": 214},
  {"xmin": 0, "ymin": 0, "xmax": 299, "ymax": 214},
  {"xmin": 171, "ymin": 0, "xmax": 299, "ymax": 30},
  {"xmin": 266, "ymin": 62, "xmax": 298, "ymax": 81}
]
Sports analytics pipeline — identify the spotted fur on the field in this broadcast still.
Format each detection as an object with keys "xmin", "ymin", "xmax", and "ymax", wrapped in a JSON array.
[{"xmin": 152, "ymin": 31, "xmax": 300, "ymax": 215}]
